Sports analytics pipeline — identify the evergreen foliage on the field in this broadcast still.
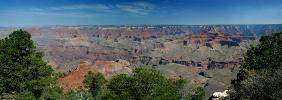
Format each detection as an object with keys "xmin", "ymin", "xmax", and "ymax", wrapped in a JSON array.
[
  {"xmin": 83, "ymin": 67, "xmax": 191, "ymax": 100},
  {"xmin": 230, "ymin": 32, "xmax": 282, "ymax": 100},
  {"xmin": 0, "ymin": 30, "xmax": 61, "ymax": 99}
]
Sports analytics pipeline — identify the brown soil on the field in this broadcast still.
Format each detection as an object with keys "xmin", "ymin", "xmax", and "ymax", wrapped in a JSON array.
[
  {"xmin": 57, "ymin": 62, "xmax": 90, "ymax": 91},
  {"xmin": 57, "ymin": 61, "xmax": 117, "ymax": 91}
]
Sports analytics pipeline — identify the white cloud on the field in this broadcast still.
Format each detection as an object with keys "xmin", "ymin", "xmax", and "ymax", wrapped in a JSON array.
[
  {"xmin": 0, "ymin": 10, "xmax": 96, "ymax": 18},
  {"xmin": 48, "ymin": 4, "xmax": 113, "ymax": 12},
  {"xmin": 29, "ymin": 8, "xmax": 44, "ymax": 11},
  {"xmin": 116, "ymin": 4, "xmax": 148, "ymax": 15},
  {"xmin": 132, "ymin": 1, "xmax": 154, "ymax": 9},
  {"xmin": 0, "ymin": 1, "xmax": 155, "ymax": 18},
  {"xmin": 116, "ymin": 1, "xmax": 154, "ymax": 15},
  {"xmin": 46, "ymin": 1, "xmax": 155, "ymax": 16}
]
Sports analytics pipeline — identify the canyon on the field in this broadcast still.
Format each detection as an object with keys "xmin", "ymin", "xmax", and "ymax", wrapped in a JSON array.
[{"xmin": 0, "ymin": 24, "xmax": 282, "ymax": 98}]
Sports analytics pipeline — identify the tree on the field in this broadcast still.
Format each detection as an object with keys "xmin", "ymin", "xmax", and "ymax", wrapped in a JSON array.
[
  {"xmin": 230, "ymin": 32, "xmax": 282, "ymax": 100},
  {"xmin": 83, "ymin": 67, "xmax": 187, "ymax": 100},
  {"xmin": 191, "ymin": 87, "xmax": 205, "ymax": 100},
  {"xmin": 64, "ymin": 90, "xmax": 93, "ymax": 100},
  {"xmin": 0, "ymin": 30, "xmax": 54, "ymax": 98},
  {"xmin": 83, "ymin": 72, "xmax": 107, "ymax": 98},
  {"xmin": 107, "ymin": 67, "xmax": 182, "ymax": 100}
]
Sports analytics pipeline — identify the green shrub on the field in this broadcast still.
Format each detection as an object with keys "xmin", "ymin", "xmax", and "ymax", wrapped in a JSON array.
[{"xmin": 231, "ymin": 32, "xmax": 282, "ymax": 100}]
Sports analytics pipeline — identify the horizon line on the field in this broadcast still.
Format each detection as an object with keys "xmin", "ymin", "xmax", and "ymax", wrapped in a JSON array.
[{"xmin": 1, "ymin": 23, "xmax": 282, "ymax": 27}]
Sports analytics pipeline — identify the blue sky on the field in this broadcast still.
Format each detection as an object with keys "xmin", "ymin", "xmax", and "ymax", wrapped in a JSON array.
[{"xmin": 0, "ymin": 0, "xmax": 282, "ymax": 26}]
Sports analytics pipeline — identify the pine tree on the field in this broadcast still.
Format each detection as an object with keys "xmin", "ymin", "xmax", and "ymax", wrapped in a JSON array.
[{"xmin": 0, "ymin": 29, "xmax": 54, "ymax": 98}]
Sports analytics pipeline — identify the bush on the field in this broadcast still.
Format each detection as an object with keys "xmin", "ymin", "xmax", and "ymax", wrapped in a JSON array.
[
  {"xmin": 231, "ymin": 32, "xmax": 282, "ymax": 100},
  {"xmin": 83, "ymin": 67, "xmax": 188, "ymax": 100},
  {"xmin": 83, "ymin": 72, "xmax": 107, "ymax": 98},
  {"xmin": 192, "ymin": 87, "xmax": 205, "ymax": 100}
]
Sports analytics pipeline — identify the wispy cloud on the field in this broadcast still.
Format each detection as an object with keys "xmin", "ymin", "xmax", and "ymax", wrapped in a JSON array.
[
  {"xmin": 44, "ymin": 1, "xmax": 155, "ymax": 16},
  {"xmin": 0, "ymin": 1, "xmax": 155, "ymax": 18},
  {"xmin": 26, "ymin": 11, "xmax": 96, "ymax": 17},
  {"xmin": 47, "ymin": 4, "xmax": 113, "ymax": 12},
  {"xmin": 0, "ymin": 9, "xmax": 96, "ymax": 18},
  {"xmin": 116, "ymin": 2, "xmax": 154, "ymax": 15}
]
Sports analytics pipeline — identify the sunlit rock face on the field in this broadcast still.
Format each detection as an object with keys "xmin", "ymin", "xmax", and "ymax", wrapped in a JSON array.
[
  {"xmin": 57, "ymin": 60, "xmax": 133, "ymax": 91},
  {"xmin": 1, "ymin": 24, "xmax": 282, "ymax": 71}
]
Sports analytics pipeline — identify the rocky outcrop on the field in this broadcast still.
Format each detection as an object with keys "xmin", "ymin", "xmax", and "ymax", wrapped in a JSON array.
[
  {"xmin": 209, "ymin": 90, "xmax": 229, "ymax": 100},
  {"xmin": 154, "ymin": 42, "xmax": 165, "ymax": 48},
  {"xmin": 57, "ymin": 60, "xmax": 133, "ymax": 91},
  {"xmin": 182, "ymin": 33, "xmax": 242, "ymax": 47},
  {"xmin": 170, "ymin": 58, "xmax": 240, "ymax": 70},
  {"xmin": 159, "ymin": 58, "xmax": 171, "ymax": 65},
  {"xmin": 207, "ymin": 59, "xmax": 240, "ymax": 70}
]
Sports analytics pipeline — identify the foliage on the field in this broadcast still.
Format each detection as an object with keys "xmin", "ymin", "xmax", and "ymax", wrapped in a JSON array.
[
  {"xmin": 174, "ymin": 78, "xmax": 187, "ymax": 98},
  {"xmin": 107, "ymin": 74, "xmax": 136, "ymax": 99},
  {"xmin": 39, "ymin": 86, "xmax": 64, "ymax": 100},
  {"xmin": 108, "ymin": 68, "xmax": 181, "ymax": 100},
  {"xmin": 191, "ymin": 87, "xmax": 205, "ymax": 100},
  {"xmin": 83, "ymin": 67, "xmax": 188, "ymax": 100},
  {"xmin": 0, "ymin": 30, "xmax": 62, "ymax": 99},
  {"xmin": 64, "ymin": 90, "xmax": 93, "ymax": 100},
  {"xmin": 231, "ymin": 32, "xmax": 282, "ymax": 100},
  {"xmin": 15, "ymin": 91, "xmax": 36, "ymax": 100},
  {"xmin": 83, "ymin": 71, "xmax": 107, "ymax": 98}
]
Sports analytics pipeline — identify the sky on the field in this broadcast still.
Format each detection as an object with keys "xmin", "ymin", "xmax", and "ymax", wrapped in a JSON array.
[{"xmin": 0, "ymin": 0, "xmax": 282, "ymax": 26}]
